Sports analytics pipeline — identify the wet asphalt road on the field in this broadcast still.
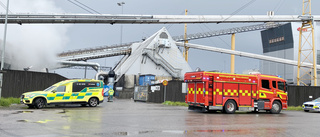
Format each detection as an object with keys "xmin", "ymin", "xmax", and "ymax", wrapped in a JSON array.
[{"xmin": 0, "ymin": 99, "xmax": 319, "ymax": 137}]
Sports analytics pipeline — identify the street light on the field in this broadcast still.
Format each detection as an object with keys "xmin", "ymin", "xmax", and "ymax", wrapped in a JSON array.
[
  {"xmin": 117, "ymin": 2, "xmax": 125, "ymax": 45},
  {"xmin": 116, "ymin": 2, "xmax": 125, "ymax": 94},
  {"xmin": 117, "ymin": 2, "xmax": 125, "ymax": 6}
]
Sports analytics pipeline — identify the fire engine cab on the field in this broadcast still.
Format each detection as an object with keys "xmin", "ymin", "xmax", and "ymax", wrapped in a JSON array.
[{"xmin": 184, "ymin": 71, "xmax": 288, "ymax": 114}]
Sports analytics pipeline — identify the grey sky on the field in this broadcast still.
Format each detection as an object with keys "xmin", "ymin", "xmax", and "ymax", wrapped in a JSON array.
[{"xmin": 0, "ymin": 0, "xmax": 319, "ymax": 78}]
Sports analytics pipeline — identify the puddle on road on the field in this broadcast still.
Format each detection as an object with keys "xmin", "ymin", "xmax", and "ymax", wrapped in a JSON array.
[
  {"xmin": 17, "ymin": 120, "xmax": 28, "ymax": 122},
  {"xmin": 17, "ymin": 119, "xmax": 54, "ymax": 123},
  {"xmin": 57, "ymin": 109, "xmax": 68, "ymax": 114},
  {"xmin": 11, "ymin": 111, "xmax": 33, "ymax": 114}
]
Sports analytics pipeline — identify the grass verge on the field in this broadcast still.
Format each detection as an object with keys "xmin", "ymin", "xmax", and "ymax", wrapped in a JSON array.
[
  {"xmin": 162, "ymin": 101, "xmax": 188, "ymax": 107},
  {"xmin": 0, "ymin": 97, "xmax": 20, "ymax": 107},
  {"xmin": 286, "ymin": 106, "xmax": 303, "ymax": 111}
]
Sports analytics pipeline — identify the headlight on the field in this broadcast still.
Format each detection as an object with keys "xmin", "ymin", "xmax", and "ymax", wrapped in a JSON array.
[{"xmin": 25, "ymin": 94, "xmax": 35, "ymax": 98}]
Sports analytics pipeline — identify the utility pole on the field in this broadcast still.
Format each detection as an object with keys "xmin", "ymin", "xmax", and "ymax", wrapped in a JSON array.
[
  {"xmin": 231, "ymin": 33, "xmax": 235, "ymax": 74},
  {"xmin": 183, "ymin": 9, "xmax": 189, "ymax": 62},
  {"xmin": 0, "ymin": 0, "xmax": 9, "ymax": 99}
]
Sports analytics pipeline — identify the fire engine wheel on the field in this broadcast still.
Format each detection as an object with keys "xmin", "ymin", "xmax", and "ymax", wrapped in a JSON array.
[
  {"xmin": 270, "ymin": 101, "xmax": 281, "ymax": 114},
  {"xmin": 88, "ymin": 98, "xmax": 98, "ymax": 107},
  {"xmin": 224, "ymin": 100, "xmax": 236, "ymax": 114},
  {"xmin": 34, "ymin": 98, "xmax": 46, "ymax": 109}
]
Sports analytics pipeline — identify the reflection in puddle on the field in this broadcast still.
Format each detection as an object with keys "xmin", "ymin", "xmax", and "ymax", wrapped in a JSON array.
[
  {"xmin": 110, "ymin": 128, "xmax": 285, "ymax": 136},
  {"xmin": 11, "ymin": 111, "xmax": 33, "ymax": 114},
  {"xmin": 112, "ymin": 131, "xmax": 159, "ymax": 136},
  {"xmin": 184, "ymin": 129, "xmax": 251, "ymax": 135},
  {"xmin": 36, "ymin": 120, "xmax": 54, "ymax": 123},
  {"xmin": 57, "ymin": 109, "xmax": 68, "ymax": 114}
]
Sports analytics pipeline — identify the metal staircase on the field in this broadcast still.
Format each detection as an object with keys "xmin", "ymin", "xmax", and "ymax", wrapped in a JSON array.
[{"xmin": 142, "ymin": 49, "xmax": 181, "ymax": 78}]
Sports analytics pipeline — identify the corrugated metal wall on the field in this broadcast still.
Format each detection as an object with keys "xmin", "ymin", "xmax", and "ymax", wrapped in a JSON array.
[
  {"xmin": 147, "ymin": 80, "xmax": 186, "ymax": 103},
  {"xmin": 146, "ymin": 83, "xmax": 320, "ymax": 107},
  {"xmin": 1, "ymin": 70, "xmax": 67, "ymax": 98}
]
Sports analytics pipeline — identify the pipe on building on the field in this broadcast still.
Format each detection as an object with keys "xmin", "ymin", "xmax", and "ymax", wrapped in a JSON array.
[{"xmin": 58, "ymin": 60, "xmax": 100, "ymax": 72}]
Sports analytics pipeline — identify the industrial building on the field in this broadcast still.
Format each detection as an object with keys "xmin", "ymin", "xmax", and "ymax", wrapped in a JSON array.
[
  {"xmin": 260, "ymin": 23, "xmax": 319, "ymax": 85},
  {"xmin": 113, "ymin": 27, "xmax": 192, "ymax": 95}
]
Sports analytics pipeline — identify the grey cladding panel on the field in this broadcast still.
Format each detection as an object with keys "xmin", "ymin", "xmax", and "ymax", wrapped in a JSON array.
[{"xmin": 261, "ymin": 23, "xmax": 294, "ymax": 53}]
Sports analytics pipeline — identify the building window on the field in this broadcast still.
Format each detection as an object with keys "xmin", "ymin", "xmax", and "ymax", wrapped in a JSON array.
[
  {"xmin": 269, "ymin": 36, "xmax": 285, "ymax": 44},
  {"xmin": 159, "ymin": 32, "xmax": 168, "ymax": 39}
]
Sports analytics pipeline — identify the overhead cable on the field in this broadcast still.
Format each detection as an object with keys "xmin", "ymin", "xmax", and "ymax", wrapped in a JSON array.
[
  {"xmin": 0, "ymin": 1, "xmax": 12, "ymax": 14},
  {"xmin": 222, "ymin": 0, "xmax": 257, "ymax": 22},
  {"xmin": 73, "ymin": 0, "xmax": 101, "ymax": 14},
  {"xmin": 67, "ymin": 0, "xmax": 100, "ymax": 14}
]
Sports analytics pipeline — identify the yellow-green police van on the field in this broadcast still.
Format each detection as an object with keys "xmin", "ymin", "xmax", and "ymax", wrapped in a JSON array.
[{"xmin": 21, "ymin": 79, "xmax": 104, "ymax": 109}]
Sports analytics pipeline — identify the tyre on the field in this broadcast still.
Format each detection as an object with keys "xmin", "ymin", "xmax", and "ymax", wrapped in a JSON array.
[
  {"xmin": 304, "ymin": 110, "xmax": 309, "ymax": 112},
  {"xmin": 88, "ymin": 98, "xmax": 98, "ymax": 107},
  {"xmin": 224, "ymin": 100, "xmax": 237, "ymax": 114},
  {"xmin": 270, "ymin": 101, "xmax": 281, "ymax": 114},
  {"xmin": 34, "ymin": 98, "xmax": 45, "ymax": 109}
]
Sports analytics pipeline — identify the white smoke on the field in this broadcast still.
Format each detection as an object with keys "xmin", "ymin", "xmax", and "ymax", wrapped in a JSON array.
[{"xmin": 0, "ymin": 0, "xmax": 69, "ymax": 71}]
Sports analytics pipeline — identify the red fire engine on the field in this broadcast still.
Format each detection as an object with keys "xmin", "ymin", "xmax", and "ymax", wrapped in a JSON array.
[{"xmin": 184, "ymin": 71, "xmax": 288, "ymax": 114}]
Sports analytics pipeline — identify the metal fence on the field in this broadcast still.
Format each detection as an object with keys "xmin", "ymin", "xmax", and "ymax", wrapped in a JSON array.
[
  {"xmin": 1, "ymin": 70, "xmax": 67, "ymax": 98},
  {"xmin": 134, "ymin": 86, "xmax": 148, "ymax": 101}
]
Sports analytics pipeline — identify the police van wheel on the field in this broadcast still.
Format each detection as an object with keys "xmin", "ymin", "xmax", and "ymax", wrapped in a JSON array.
[
  {"xmin": 34, "ymin": 98, "xmax": 45, "ymax": 109},
  {"xmin": 224, "ymin": 100, "xmax": 236, "ymax": 114},
  {"xmin": 270, "ymin": 101, "xmax": 281, "ymax": 114},
  {"xmin": 88, "ymin": 98, "xmax": 98, "ymax": 107}
]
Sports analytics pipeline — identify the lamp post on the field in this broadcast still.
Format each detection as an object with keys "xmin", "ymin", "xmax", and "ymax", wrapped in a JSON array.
[
  {"xmin": 117, "ymin": 2, "xmax": 125, "ymax": 77},
  {"xmin": 0, "ymin": 0, "xmax": 9, "ymax": 99},
  {"xmin": 117, "ymin": 2, "xmax": 125, "ymax": 45}
]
